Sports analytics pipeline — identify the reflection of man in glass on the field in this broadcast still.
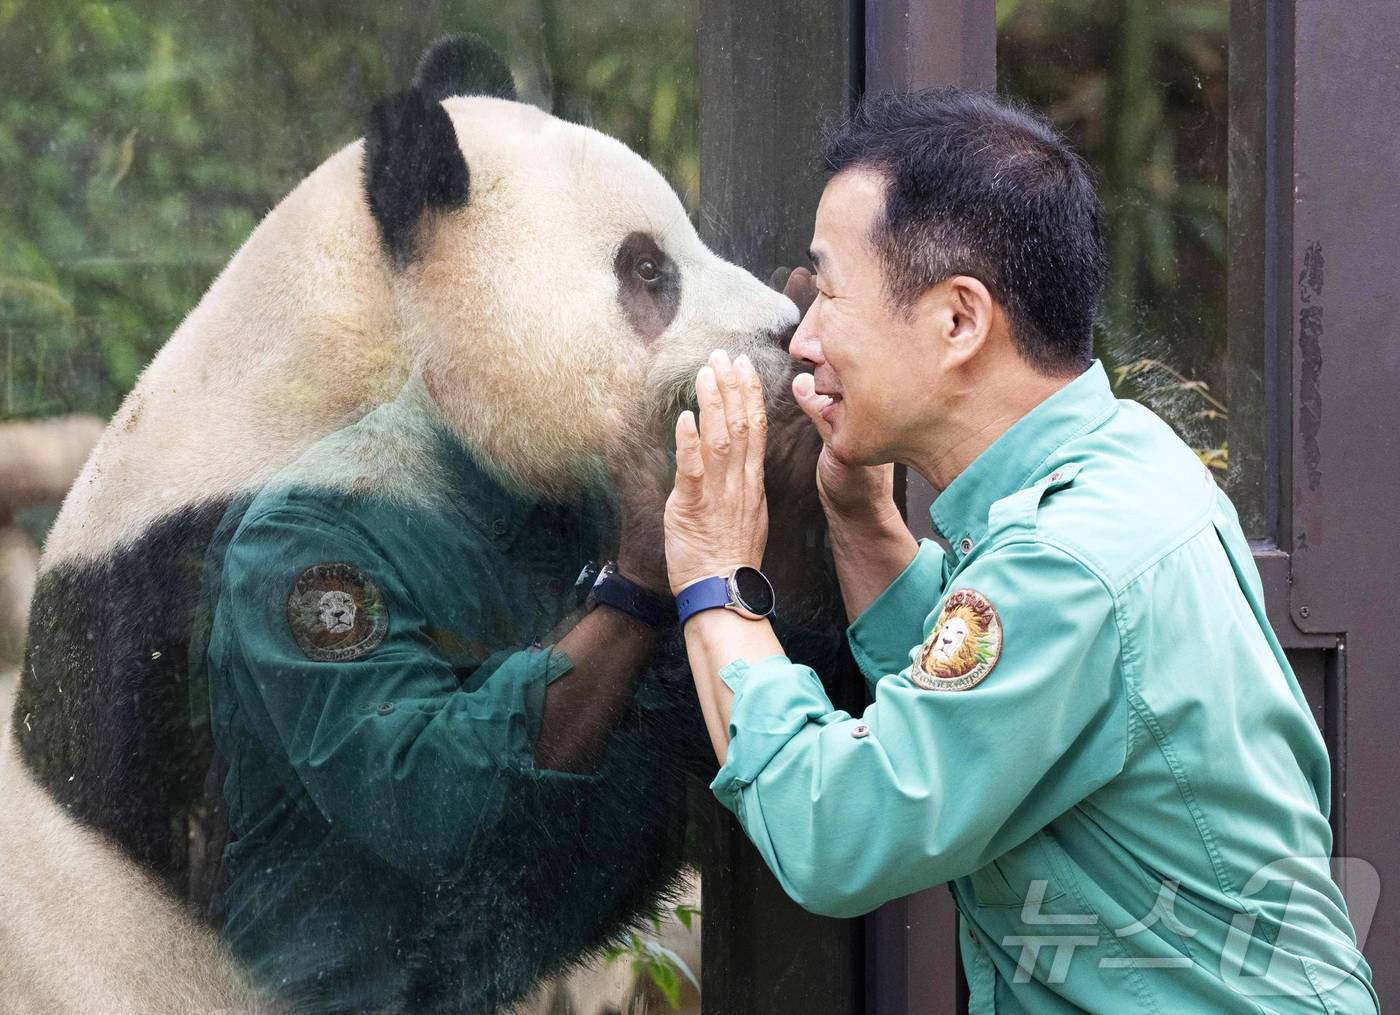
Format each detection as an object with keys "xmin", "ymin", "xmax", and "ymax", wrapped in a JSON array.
[
  {"xmin": 664, "ymin": 90, "xmax": 1377, "ymax": 1013},
  {"xmin": 200, "ymin": 380, "xmax": 688, "ymax": 1011}
]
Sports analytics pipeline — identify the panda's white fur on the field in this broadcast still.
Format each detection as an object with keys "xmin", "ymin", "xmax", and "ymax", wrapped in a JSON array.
[
  {"xmin": 44, "ymin": 140, "xmax": 400, "ymax": 567},
  {"xmin": 8, "ymin": 37, "xmax": 805, "ymax": 1012}
]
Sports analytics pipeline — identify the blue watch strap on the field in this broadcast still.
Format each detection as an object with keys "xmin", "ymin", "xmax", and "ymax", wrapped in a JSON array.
[
  {"xmin": 676, "ymin": 576, "xmax": 732, "ymax": 627},
  {"xmin": 588, "ymin": 571, "xmax": 674, "ymax": 628}
]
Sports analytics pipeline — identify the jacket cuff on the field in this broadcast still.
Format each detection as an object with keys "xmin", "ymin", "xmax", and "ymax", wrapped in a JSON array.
[
  {"xmin": 846, "ymin": 538, "xmax": 946, "ymax": 686},
  {"xmin": 519, "ymin": 647, "xmax": 601, "ymax": 781},
  {"xmin": 708, "ymin": 655, "xmax": 836, "ymax": 808}
]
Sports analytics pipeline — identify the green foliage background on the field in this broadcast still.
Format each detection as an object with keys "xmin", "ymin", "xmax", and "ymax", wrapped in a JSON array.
[
  {"xmin": 0, "ymin": 0, "xmax": 699, "ymax": 422},
  {"xmin": 999, "ymin": 0, "xmax": 1231, "ymax": 459}
]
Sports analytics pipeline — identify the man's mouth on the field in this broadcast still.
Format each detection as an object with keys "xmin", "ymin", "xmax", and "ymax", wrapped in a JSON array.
[{"xmin": 819, "ymin": 392, "xmax": 843, "ymax": 421}]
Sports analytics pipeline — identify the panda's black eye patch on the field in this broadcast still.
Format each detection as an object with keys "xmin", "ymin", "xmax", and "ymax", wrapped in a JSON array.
[{"xmin": 614, "ymin": 231, "xmax": 680, "ymax": 344}]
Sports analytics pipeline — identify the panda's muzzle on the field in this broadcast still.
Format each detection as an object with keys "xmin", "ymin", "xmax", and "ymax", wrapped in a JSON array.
[{"xmin": 747, "ymin": 325, "xmax": 794, "ymax": 354}]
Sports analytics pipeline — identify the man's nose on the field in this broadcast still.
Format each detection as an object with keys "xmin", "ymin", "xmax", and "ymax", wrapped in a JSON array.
[{"xmin": 788, "ymin": 311, "xmax": 823, "ymax": 367}]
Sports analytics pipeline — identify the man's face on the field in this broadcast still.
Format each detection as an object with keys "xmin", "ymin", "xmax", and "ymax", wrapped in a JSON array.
[{"xmin": 789, "ymin": 169, "xmax": 941, "ymax": 466}]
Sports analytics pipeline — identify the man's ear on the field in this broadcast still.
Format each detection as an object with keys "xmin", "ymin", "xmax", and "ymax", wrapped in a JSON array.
[
  {"xmin": 363, "ymin": 86, "xmax": 470, "ymax": 266},
  {"xmin": 932, "ymin": 275, "xmax": 996, "ymax": 367}
]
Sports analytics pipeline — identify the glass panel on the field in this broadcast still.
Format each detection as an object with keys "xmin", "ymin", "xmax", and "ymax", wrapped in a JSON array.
[
  {"xmin": 1, "ymin": 5, "xmax": 712, "ymax": 1012},
  {"xmin": 998, "ymin": 0, "xmax": 1259, "ymax": 530}
]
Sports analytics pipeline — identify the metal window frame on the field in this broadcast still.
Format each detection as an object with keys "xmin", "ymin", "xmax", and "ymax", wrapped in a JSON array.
[{"xmin": 1255, "ymin": 0, "xmax": 1400, "ymax": 999}]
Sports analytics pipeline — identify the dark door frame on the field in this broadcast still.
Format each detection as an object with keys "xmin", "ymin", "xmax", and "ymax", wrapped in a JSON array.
[{"xmin": 1247, "ymin": 0, "xmax": 1400, "ymax": 1001}]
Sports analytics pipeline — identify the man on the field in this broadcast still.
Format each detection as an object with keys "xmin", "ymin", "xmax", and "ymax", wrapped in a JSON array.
[{"xmin": 663, "ymin": 90, "xmax": 1378, "ymax": 1012}]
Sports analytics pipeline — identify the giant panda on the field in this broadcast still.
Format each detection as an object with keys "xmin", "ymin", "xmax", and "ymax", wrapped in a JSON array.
[{"xmin": 5, "ymin": 34, "xmax": 847, "ymax": 1013}]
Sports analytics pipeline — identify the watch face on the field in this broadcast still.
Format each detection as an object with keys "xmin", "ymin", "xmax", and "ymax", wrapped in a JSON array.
[{"xmin": 730, "ymin": 566, "xmax": 775, "ymax": 616}]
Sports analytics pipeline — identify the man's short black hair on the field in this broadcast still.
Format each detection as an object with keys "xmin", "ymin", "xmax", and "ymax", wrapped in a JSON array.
[{"xmin": 823, "ymin": 88, "xmax": 1104, "ymax": 376}]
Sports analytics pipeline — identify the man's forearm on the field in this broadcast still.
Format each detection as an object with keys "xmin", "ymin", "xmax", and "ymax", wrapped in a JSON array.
[
  {"xmin": 680, "ymin": 512, "xmax": 916, "ymax": 767},
  {"xmin": 827, "ymin": 507, "xmax": 919, "ymax": 623},
  {"xmin": 683, "ymin": 609, "xmax": 784, "ymax": 765}
]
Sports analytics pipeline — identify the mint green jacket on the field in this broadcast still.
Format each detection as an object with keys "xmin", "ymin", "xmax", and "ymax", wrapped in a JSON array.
[{"xmin": 711, "ymin": 363, "xmax": 1378, "ymax": 1013}]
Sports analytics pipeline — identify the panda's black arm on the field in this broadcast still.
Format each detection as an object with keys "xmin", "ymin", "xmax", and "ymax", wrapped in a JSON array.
[{"xmin": 532, "ymin": 604, "xmax": 661, "ymax": 773}]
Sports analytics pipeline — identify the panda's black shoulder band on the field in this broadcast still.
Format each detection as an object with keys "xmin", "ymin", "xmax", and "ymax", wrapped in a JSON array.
[{"xmin": 363, "ymin": 87, "xmax": 470, "ymax": 266}]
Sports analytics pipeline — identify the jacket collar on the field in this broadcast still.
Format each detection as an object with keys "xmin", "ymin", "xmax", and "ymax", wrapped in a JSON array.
[
  {"xmin": 929, "ymin": 359, "xmax": 1117, "ymax": 549},
  {"xmin": 435, "ymin": 424, "xmax": 540, "ymax": 549},
  {"xmin": 405, "ymin": 379, "xmax": 614, "ymax": 550}
]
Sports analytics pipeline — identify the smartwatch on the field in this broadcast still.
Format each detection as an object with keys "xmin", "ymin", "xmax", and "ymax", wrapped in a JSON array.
[
  {"xmin": 585, "ymin": 561, "xmax": 676, "ymax": 629},
  {"xmin": 675, "ymin": 565, "xmax": 777, "ymax": 627}
]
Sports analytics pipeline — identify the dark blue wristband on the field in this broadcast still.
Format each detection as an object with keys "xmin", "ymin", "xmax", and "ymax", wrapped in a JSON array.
[
  {"xmin": 586, "ymin": 566, "xmax": 675, "ymax": 628},
  {"xmin": 675, "ymin": 576, "xmax": 733, "ymax": 627}
]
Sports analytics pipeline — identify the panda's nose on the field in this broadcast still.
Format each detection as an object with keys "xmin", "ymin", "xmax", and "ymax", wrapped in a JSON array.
[
  {"xmin": 755, "ymin": 325, "xmax": 796, "ymax": 353},
  {"xmin": 776, "ymin": 266, "xmax": 817, "ymax": 351},
  {"xmin": 776, "ymin": 320, "xmax": 798, "ymax": 353},
  {"xmin": 770, "ymin": 305, "xmax": 803, "ymax": 353}
]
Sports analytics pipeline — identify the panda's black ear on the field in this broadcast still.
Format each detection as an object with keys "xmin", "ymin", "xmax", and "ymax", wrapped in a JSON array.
[
  {"xmin": 363, "ymin": 87, "xmax": 470, "ymax": 266},
  {"xmin": 414, "ymin": 33, "xmax": 516, "ymax": 103}
]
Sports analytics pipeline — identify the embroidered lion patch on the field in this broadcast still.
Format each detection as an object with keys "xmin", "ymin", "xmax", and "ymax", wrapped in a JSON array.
[
  {"xmin": 911, "ymin": 588, "xmax": 1003, "ymax": 691},
  {"xmin": 287, "ymin": 562, "xmax": 389, "ymax": 662}
]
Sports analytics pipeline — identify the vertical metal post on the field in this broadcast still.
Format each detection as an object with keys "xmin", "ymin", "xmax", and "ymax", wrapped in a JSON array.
[
  {"xmin": 865, "ymin": 0, "xmax": 995, "ymax": 96},
  {"xmin": 1276, "ymin": 0, "xmax": 1400, "ymax": 992},
  {"xmin": 862, "ymin": 4, "xmax": 995, "ymax": 1013},
  {"xmin": 1226, "ymin": 0, "xmax": 1288, "ymax": 542},
  {"xmin": 697, "ymin": 3, "xmax": 865, "ymax": 1011}
]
